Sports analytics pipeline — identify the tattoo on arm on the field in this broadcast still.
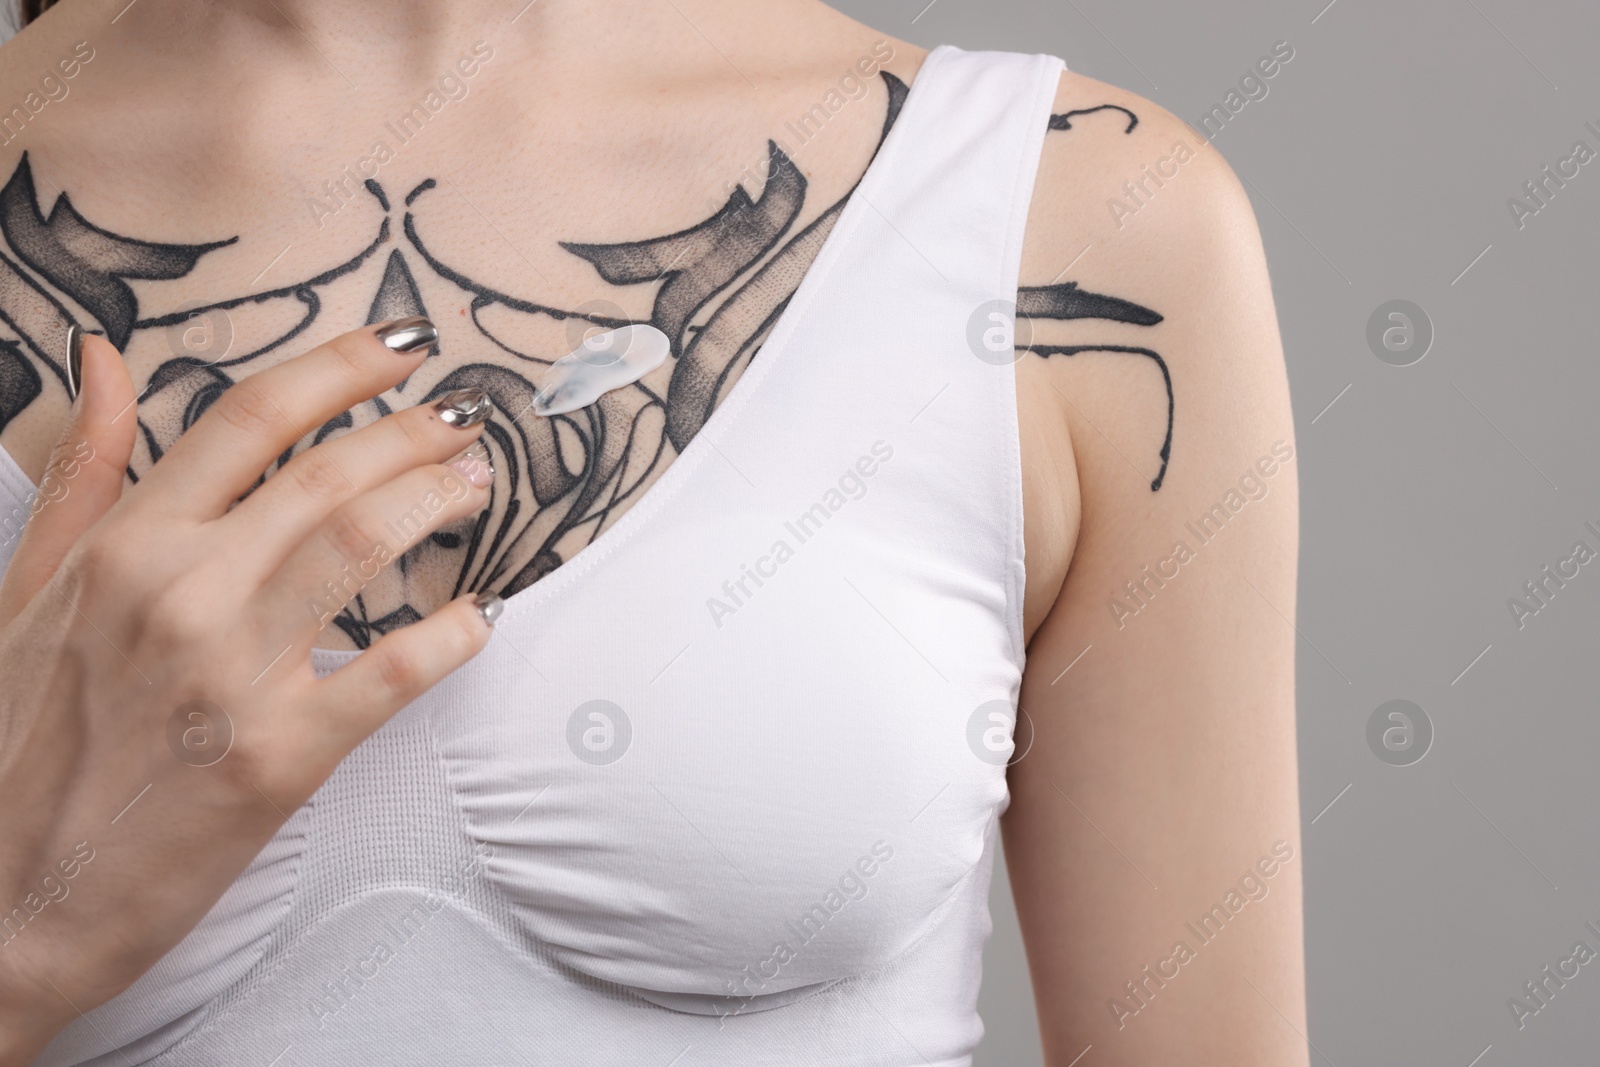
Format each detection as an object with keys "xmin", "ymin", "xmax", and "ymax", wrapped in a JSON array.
[{"xmin": 1021, "ymin": 104, "xmax": 1173, "ymax": 492}]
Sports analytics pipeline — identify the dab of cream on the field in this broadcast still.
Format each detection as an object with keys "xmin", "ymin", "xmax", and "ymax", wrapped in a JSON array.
[{"xmin": 530, "ymin": 324, "xmax": 670, "ymax": 417}]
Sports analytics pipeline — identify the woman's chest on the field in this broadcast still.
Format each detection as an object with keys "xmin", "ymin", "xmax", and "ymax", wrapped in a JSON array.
[{"xmin": 315, "ymin": 434, "xmax": 1025, "ymax": 1001}]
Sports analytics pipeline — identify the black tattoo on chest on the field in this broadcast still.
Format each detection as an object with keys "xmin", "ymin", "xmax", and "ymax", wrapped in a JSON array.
[{"xmin": 0, "ymin": 73, "xmax": 1170, "ymax": 646}]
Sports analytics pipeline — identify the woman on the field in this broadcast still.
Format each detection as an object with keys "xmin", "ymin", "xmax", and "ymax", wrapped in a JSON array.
[{"xmin": 0, "ymin": 0, "xmax": 1305, "ymax": 1063}]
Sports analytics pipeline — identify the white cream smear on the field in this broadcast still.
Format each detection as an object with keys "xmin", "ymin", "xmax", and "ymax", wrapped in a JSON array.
[{"xmin": 530, "ymin": 324, "xmax": 671, "ymax": 417}]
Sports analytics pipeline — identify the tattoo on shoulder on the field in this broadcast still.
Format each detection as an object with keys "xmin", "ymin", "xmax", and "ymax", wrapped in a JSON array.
[{"xmin": 1024, "ymin": 103, "xmax": 1173, "ymax": 492}]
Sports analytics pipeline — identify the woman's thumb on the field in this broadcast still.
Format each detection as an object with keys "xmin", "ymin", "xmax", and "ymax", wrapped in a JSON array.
[{"xmin": 0, "ymin": 332, "xmax": 138, "ymax": 624}]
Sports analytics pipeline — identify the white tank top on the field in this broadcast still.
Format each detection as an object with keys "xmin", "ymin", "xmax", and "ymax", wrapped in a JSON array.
[{"xmin": 6, "ymin": 44, "xmax": 1064, "ymax": 1066}]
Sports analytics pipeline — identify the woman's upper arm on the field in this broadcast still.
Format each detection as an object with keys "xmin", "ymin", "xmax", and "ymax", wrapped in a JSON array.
[{"xmin": 1005, "ymin": 72, "xmax": 1306, "ymax": 1066}]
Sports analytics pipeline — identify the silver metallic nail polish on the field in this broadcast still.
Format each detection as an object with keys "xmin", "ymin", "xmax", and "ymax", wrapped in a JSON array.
[
  {"xmin": 66, "ymin": 323, "xmax": 83, "ymax": 401},
  {"xmin": 434, "ymin": 388, "xmax": 494, "ymax": 429},
  {"xmin": 377, "ymin": 316, "xmax": 438, "ymax": 354},
  {"xmin": 474, "ymin": 590, "xmax": 505, "ymax": 627}
]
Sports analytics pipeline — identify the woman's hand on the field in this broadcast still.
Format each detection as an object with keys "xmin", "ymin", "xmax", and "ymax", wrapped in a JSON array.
[{"xmin": 0, "ymin": 318, "xmax": 498, "ymax": 1065}]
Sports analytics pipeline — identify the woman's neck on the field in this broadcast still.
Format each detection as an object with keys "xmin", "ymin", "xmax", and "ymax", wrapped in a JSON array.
[{"xmin": 96, "ymin": 0, "xmax": 756, "ymax": 90}]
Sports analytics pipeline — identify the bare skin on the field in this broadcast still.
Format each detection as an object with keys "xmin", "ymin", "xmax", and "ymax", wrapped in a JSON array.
[{"xmin": 0, "ymin": 1, "xmax": 1304, "ymax": 1063}]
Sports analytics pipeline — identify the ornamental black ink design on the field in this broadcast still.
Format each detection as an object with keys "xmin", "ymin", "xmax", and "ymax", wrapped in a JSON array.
[
  {"xmin": 0, "ymin": 76, "xmax": 1173, "ymax": 646},
  {"xmin": 1024, "ymin": 104, "xmax": 1174, "ymax": 491},
  {"xmin": 0, "ymin": 157, "xmax": 236, "ymax": 353},
  {"xmin": 1048, "ymin": 104, "xmax": 1139, "ymax": 134}
]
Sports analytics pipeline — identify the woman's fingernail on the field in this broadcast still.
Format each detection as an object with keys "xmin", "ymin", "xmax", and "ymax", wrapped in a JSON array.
[
  {"xmin": 448, "ymin": 438, "xmax": 495, "ymax": 487},
  {"xmin": 434, "ymin": 388, "xmax": 493, "ymax": 429},
  {"xmin": 474, "ymin": 590, "xmax": 504, "ymax": 627},
  {"xmin": 377, "ymin": 316, "xmax": 438, "ymax": 354},
  {"xmin": 66, "ymin": 323, "xmax": 84, "ymax": 405}
]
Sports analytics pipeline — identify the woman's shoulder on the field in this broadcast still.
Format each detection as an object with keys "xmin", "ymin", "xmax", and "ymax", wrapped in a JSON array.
[
  {"xmin": 1012, "ymin": 66, "xmax": 1291, "ymax": 632},
  {"xmin": 1019, "ymin": 65, "xmax": 1286, "ymax": 454},
  {"xmin": 1023, "ymin": 67, "xmax": 1258, "ymax": 303}
]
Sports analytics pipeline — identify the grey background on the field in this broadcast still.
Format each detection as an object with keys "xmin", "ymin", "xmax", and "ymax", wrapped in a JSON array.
[
  {"xmin": 825, "ymin": 0, "xmax": 1600, "ymax": 1063},
  {"xmin": 4, "ymin": 1, "xmax": 1595, "ymax": 1063}
]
